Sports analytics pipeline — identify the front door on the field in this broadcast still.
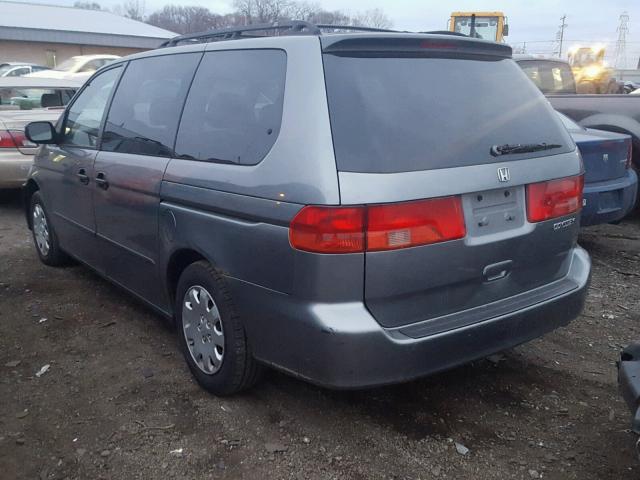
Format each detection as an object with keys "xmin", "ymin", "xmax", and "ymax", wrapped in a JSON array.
[
  {"xmin": 36, "ymin": 66, "xmax": 122, "ymax": 267},
  {"xmin": 92, "ymin": 53, "xmax": 201, "ymax": 308}
]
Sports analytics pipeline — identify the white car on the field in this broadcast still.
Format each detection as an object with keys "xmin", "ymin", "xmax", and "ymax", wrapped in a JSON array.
[
  {"xmin": 0, "ymin": 63, "xmax": 50, "ymax": 77},
  {"xmin": 27, "ymin": 55, "xmax": 120, "ymax": 80}
]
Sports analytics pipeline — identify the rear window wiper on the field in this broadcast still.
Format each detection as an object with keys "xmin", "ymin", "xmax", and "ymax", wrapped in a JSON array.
[{"xmin": 490, "ymin": 143, "xmax": 562, "ymax": 156}]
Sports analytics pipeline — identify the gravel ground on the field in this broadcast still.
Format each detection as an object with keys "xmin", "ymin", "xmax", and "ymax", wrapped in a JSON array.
[{"xmin": 1, "ymin": 189, "xmax": 639, "ymax": 480}]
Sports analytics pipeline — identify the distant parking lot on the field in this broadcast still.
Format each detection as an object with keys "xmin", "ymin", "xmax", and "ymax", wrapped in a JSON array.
[{"xmin": 0, "ymin": 189, "xmax": 639, "ymax": 480}]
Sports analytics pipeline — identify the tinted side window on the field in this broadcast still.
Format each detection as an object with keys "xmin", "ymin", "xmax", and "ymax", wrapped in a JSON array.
[
  {"xmin": 101, "ymin": 54, "xmax": 200, "ymax": 157},
  {"xmin": 62, "ymin": 66, "xmax": 121, "ymax": 148},
  {"xmin": 175, "ymin": 49, "xmax": 286, "ymax": 165}
]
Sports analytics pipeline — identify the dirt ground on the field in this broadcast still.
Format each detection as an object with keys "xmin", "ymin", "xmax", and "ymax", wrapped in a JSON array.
[{"xmin": 1, "ymin": 189, "xmax": 639, "ymax": 480}]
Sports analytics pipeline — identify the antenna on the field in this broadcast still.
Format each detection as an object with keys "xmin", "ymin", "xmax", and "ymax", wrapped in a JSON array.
[
  {"xmin": 614, "ymin": 11, "xmax": 630, "ymax": 69},
  {"xmin": 554, "ymin": 15, "xmax": 568, "ymax": 58}
]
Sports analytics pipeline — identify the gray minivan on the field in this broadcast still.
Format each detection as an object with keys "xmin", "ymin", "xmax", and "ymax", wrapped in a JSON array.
[{"xmin": 23, "ymin": 23, "xmax": 591, "ymax": 395}]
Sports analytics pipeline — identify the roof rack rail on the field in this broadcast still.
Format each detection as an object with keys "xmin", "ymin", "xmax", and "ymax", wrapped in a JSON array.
[
  {"xmin": 160, "ymin": 20, "xmax": 320, "ymax": 47},
  {"xmin": 160, "ymin": 21, "xmax": 402, "ymax": 47}
]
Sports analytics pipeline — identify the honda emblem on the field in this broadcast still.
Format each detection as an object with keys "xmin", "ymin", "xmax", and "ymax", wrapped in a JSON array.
[{"xmin": 497, "ymin": 167, "xmax": 510, "ymax": 182}]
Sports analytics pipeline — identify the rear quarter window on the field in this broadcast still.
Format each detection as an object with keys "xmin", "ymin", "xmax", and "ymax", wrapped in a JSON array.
[{"xmin": 175, "ymin": 49, "xmax": 286, "ymax": 165}]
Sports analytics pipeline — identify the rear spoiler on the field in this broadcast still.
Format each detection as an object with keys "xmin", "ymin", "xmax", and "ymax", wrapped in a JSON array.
[{"xmin": 321, "ymin": 34, "xmax": 512, "ymax": 59}]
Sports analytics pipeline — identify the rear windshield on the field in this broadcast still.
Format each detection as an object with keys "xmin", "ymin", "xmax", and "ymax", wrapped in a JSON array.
[
  {"xmin": 323, "ymin": 55, "xmax": 573, "ymax": 173},
  {"xmin": 517, "ymin": 60, "xmax": 576, "ymax": 94}
]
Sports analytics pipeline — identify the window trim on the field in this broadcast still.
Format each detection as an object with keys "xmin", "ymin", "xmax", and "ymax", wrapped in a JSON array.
[
  {"xmin": 59, "ymin": 63, "xmax": 124, "ymax": 151},
  {"xmin": 172, "ymin": 47, "xmax": 288, "ymax": 166}
]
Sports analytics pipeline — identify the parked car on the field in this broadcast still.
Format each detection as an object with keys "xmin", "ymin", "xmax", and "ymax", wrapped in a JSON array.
[
  {"xmin": 557, "ymin": 112, "xmax": 637, "ymax": 225},
  {"xmin": 27, "ymin": 55, "xmax": 119, "ymax": 80},
  {"xmin": 515, "ymin": 55, "xmax": 640, "ymax": 174},
  {"xmin": 617, "ymin": 344, "xmax": 640, "ymax": 452},
  {"xmin": 23, "ymin": 24, "xmax": 590, "ymax": 395},
  {"xmin": 0, "ymin": 77, "xmax": 82, "ymax": 189},
  {"xmin": 0, "ymin": 62, "xmax": 49, "ymax": 77}
]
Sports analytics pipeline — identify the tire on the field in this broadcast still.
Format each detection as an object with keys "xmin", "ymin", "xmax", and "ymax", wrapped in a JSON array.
[
  {"xmin": 175, "ymin": 261, "xmax": 262, "ymax": 395},
  {"xmin": 29, "ymin": 191, "xmax": 69, "ymax": 267}
]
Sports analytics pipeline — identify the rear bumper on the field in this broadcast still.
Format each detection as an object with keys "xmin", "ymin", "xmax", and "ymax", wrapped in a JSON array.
[
  {"xmin": 581, "ymin": 169, "xmax": 638, "ymax": 226},
  {"xmin": 0, "ymin": 150, "xmax": 32, "ymax": 189},
  {"xmin": 230, "ymin": 246, "xmax": 591, "ymax": 389},
  {"xmin": 618, "ymin": 344, "xmax": 640, "ymax": 434}
]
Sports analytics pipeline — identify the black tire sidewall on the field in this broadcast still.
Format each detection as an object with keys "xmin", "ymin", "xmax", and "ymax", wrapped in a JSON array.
[{"xmin": 175, "ymin": 262, "xmax": 247, "ymax": 395}]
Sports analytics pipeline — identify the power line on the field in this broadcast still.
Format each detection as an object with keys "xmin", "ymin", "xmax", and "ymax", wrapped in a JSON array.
[{"xmin": 553, "ymin": 14, "xmax": 568, "ymax": 58}]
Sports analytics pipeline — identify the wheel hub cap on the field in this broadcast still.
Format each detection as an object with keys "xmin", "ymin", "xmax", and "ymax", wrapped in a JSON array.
[
  {"xmin": 182, "ymin": 286, "xmax": 224, "ymax": 375},
  {"xmin": 32, "ymin": 204, "xmax": 50, "ymax": 256}
]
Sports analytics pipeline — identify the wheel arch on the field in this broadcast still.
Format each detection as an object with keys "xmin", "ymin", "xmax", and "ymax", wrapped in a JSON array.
[
  {"xmin": 166, "ymin": 248, "xmax": 209, "ymax": 313},
  {"xmin": 23, "ymin": 178, "xmax": 41, "ymax": 229}
]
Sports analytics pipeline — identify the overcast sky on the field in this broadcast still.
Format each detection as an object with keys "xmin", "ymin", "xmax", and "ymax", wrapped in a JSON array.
[{"xmin": 15, "ymin": 0, "xmax": 640, "ymax": 67}]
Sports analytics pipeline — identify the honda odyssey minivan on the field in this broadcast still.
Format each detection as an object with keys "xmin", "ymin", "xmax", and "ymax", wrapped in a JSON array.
[{"xmin": 24, "ymin": 22, "xmax": 591, "ymax": 395}]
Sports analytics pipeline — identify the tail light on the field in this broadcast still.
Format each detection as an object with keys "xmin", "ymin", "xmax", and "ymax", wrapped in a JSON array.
[
  {"xmin": 526, "ymin": 174, "xmax": 584, "ymax": 223},
  {"xmin": 288, "ymin": 206, "xmax": 365, "ymax": 253},
  {"xmin": 367, "ymin": 197, "xmax": 465, "ymax": 251},
  {"xmin": 0, "ymin": 129, "xmax": 30, "ymax": 148},
  {"xmin": 289, "ymin": 196, "xmax": 466, "ymax": 254}
]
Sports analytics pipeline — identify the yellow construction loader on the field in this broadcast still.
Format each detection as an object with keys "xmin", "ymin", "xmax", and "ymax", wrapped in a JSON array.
[
  {"xmin": 567, "ymin": 45, "xmax": 618, "ymax": 94},
  {"xmin": 449, "ymin": 12, "xmax": 509, "ymax": 42}
]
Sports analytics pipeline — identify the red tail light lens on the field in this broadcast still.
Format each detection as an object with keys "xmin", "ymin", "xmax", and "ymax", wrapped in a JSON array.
[
  {"xmin": 289, "ymin": 196, "xmax": 466, "ymax": 254},
  {"xmin": 289, "ymin": 206, "xmax": 365, "ymax": 253},
  {"xmin": 367, "ymin": 196, "xmax": 466, "ymax": 251},
  {"xmin": 526, "ymin": 175, "xmax": 584, "ymax": 223},
  {"xmin": 0, "ymin": 129, "xmax": 29, "ymax": 148}
]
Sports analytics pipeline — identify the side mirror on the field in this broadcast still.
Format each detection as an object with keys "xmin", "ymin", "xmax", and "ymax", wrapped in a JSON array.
[
  {"xmin": 25, "ymin": 121, "xmax": 57, "ymax": 144},
  {"xmin": 503, "ymin": 24, "xmax": 509, "ymax": 36}
]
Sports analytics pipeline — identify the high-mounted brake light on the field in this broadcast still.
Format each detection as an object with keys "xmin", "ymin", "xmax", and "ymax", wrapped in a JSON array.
[
  {"xmin": 526, "ymin": 175, "xmax": 584, "ymax": 223},
  {"xmin": 289, "ymin": 196, "xmax": 466, "ymax": 254},
  {"xmin": 0, "ymin": 130, "xmax": 29, "ymax": 148}
]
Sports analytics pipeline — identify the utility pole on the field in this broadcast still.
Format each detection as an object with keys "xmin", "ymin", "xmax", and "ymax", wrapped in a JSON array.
[
  {"xmin": 614, "ymin": 12, "xmax": 630, "ymax": 69},
  {"xmin": 555, "ymin": 14, "xmax": 568, "ymax": 58}
]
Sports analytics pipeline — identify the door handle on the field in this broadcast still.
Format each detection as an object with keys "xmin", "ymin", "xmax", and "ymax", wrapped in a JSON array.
[
  {"xmin": 95, "ymin": 172, "xmax": 109, "ymax": 190},
  {"xmin": 76, "ymin": 169, "xmax": 89, "ymax": 185},
  {"xmin": 483, "ymin": 260, "xmax": 512, "ymax": 282}
]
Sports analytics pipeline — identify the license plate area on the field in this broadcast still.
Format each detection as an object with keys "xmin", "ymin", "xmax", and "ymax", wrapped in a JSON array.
[{"xmin": 462, "ymin": 186, "xmax": 526, "ymax": 240}]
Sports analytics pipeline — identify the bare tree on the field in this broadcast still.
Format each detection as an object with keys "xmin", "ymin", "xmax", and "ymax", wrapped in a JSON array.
[
  {"xmin": 143, "ymin": 1, "xmax": 392, "ymax": 35},
  {"xmin": 351, "ymin": 8, "xmax": 393, "ymax": 29},
  {"xmin": 73, "ymin": 1, "xmax": 102, "ymax": 10},
  {"xmin": 147, "ymin": 6, "xmax": 230, "ymax": 34},
  {"xmin": 113, "ymin": 0, "xmax": 146, "ymax": 21}
]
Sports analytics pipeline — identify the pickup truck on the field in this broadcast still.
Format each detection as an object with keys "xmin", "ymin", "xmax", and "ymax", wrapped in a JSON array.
[{"xmin": 515, "ymin": 55, "xmax": 640, "ymax": 170}]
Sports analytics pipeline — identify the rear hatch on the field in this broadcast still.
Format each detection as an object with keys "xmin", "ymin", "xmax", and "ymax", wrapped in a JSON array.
[{"xmin": 321, "ymin": 35, "xmax": 581, "ymax": 331}]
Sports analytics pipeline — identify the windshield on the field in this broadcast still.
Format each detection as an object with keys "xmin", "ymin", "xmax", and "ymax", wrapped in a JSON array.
[
  {"xmin": 323, "ymin": 54, "xmax": 573, "ymax": 173},
  {"xmin": 0, "ymin": 65, "xmax": 16, "ymax": 76},
  {"xmin": 54, "ymin": 57, "xmax": 82, "ymax": 72},
  {"xmin": 453, "ymin": 16, "xmax": 498, "ymax": 40}
]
